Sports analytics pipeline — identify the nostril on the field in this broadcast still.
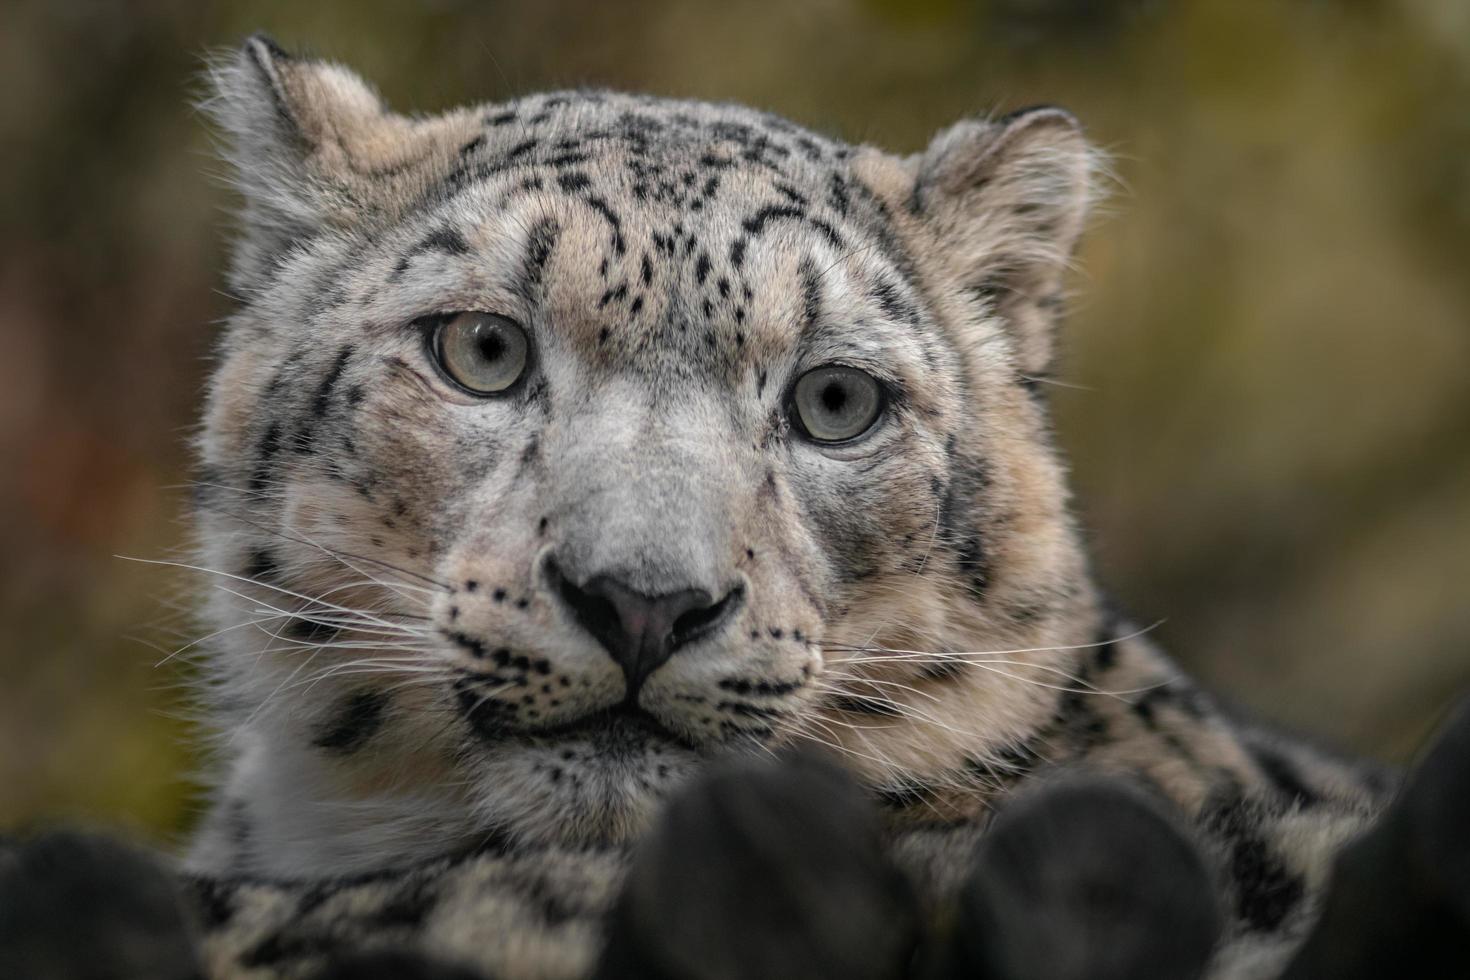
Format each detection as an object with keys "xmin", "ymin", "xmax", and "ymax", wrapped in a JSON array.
[
  {"xmin": 669, "ymin": 583, "xmax": 744, "ymax": 652},
  {"xmin": 546, "ymin": 558, "xmax": 625, "ymax": 657}
]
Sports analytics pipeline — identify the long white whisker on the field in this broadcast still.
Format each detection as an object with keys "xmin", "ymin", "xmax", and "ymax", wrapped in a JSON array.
[
  {"xmin": 149, "ymin": 612, "xmax": 288, "ymax": 668},
  {"xmin": 192, "ymin": 494, "xmax": 451, "ymax": 592},
  {"xmin": 825, "ymin": 619, "xmax": 1163, "ymax": 663},
  {"xmin": 123, "ymin": 560, "xmax": 418, "ymax": 633},
  {"xmin": 272, "ymin": 518, "xmax": 443, "ymax": 606},
  {"xmin": 831, "ymin": 674, "xmax": 944, "ymax": 705},
  {"xmin": 814, "ymin": 682, "xmax": 998, "ymax": 743}
]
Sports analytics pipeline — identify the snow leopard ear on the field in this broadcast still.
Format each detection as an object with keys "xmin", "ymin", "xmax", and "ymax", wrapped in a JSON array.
[
  {"xmin": 204, "ymin": 35, "xmax": 383, "ymax": 292},
  {"xmin": 910, "ymin": 108, "xmax": 1097, "ymax": 377},
  {"xmin": 205, "ymin": 34, "xmax": 470, "ymax": 294}
]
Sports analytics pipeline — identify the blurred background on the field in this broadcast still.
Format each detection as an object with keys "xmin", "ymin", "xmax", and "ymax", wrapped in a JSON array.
[{"xmin": 2, "ymin": 0, "xmax": 1467, "ymax": 845}]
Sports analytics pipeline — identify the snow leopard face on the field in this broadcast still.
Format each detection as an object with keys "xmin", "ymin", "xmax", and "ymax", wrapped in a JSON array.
[{"xmin": 192, "ymin": 35, "xmax": 1099, "ymax": 874}]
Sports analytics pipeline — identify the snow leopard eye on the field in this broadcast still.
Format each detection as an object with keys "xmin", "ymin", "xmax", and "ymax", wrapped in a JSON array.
[
  {"xmin": 790, "ymin": 366, "xmax": 885, "ymax": 444},
  {"xmin": 432, "ymin": 312, "xmax": 530, "ymax": 395}
]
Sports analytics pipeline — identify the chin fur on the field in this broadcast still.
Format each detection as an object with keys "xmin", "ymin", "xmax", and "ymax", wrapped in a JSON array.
[{"xmin": 463, "ymin": 732, "xmax": 709, "ymax": 847}]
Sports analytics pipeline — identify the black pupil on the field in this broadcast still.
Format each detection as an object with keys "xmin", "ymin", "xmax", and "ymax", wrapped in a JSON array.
[
  {"xmin": 475, "ymin": 325, "xmax": 505, "ymax": 362},
  {"xmin": 820, "ymin": 382, "xmax": 848, "ymax": 414}
]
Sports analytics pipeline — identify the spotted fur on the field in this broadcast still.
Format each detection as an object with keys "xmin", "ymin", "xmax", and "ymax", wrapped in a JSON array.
[{"xmin": 180, "ymin": 35, "xmax": 1391, "ymax": 978}]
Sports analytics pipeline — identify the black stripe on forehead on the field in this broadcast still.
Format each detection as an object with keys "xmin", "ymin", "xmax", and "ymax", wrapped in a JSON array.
[
  {"xmin": 798, "ymin": 258, "xmax": 822, "ymax": 329},
  {"xmin": 843, "ymin": 174, "xmax": 923, "ymax": 282},
  {"xmin": 841, "ymin": 252, "xmax": 947, "ymax": 372},
  {"xmin": 729, "ymin": 204, "xmax": 846, "ymax": 272},
  {"xmin": 425, "ymin": 143, "xmax": 544, "ymax": 211},
  {"xmin": 516, "ymin": 217, "xmax": 562, "ymax": 304},
  {"xmin": 581, "ymin": 195, "xmax": 627, "ymax": 255},
  {"xmin": 796, "ymin": 246, "xmax": 936, "ymax": 367},
  {"xmin": 390, "ymin": 227, "xmax": 470, "ymax": 279},
  {"xmin": 544, "ymin": 167, "xmax": 628, "ymax": 256},
  {"xmin": 869, "ymin": 274, "xmax": 921, "ymax": 329}
]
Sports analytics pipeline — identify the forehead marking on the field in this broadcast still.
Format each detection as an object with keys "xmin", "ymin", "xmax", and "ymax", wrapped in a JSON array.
[
  {"xmin": 517, "ymin": 217, "xmax": 561, "ymax": 303},
  {"xmin": 389, "ymin": 228, "xmax": 469, "ymax": 281}
]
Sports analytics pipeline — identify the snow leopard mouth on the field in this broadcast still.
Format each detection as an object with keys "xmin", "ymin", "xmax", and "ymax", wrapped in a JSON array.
[
  {"xmin": 455, "ymin": 683, "xmax": 695, "ymax": 753},
  {"xmin": 527, "ymin": 703, "xmax": 694, "ymax": 751}
]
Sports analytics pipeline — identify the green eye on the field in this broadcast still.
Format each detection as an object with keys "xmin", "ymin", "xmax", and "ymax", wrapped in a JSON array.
[
  {"xmin": 791, "ymin": 366, "xmax": 885, "ymax": 444},
  {"xmin": 434, "ymin": 312, "xmax": 529, "ymax": 395}
]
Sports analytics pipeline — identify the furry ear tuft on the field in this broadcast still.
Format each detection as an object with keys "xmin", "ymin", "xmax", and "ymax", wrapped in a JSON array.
[
  {"xmin": 912, "ymin": 107, "xmax": 1099, "ymax": 376},
  {"xmin": 202, "ymin": 34, "xmax": 399, "ymax": 293}
]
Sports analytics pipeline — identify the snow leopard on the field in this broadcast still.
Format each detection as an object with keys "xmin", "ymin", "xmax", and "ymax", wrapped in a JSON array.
[{"xmin": 5, "ymin": 33, "xmax": 1466, "ymax": 980}]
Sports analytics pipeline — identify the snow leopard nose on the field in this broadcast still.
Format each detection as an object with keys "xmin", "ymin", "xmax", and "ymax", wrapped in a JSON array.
[{"xmin": 546, "ymin": 558, "xmax": 744, "ymax": 693}]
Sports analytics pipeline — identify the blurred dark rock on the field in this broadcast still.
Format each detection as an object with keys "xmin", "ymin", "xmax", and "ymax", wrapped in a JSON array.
[
  {"xmin": 599, "ymin": 751, "xmax": 917, "ymax": 980},
  {"xmin": 0, "ymin": 829, "xmax": 202, "ymax": 980}
]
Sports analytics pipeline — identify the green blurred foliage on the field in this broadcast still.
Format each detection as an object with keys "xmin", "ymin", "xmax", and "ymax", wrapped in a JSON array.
[{"xmin": 2, "ymin": 0, "xmax": 1467, "ymax": 844}]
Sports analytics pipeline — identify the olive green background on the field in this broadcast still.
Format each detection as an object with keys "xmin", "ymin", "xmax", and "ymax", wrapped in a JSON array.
[{"xmin": 3, "ymin": 0, "xmax": 1468, "ymax": 846}]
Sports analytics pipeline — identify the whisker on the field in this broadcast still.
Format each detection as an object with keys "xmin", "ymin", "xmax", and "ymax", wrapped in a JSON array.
[
  {"xmin": 148, "ymin": 612, "xmax": 302, "ymax": 668},
  {"xmin": 826, "ymin": 619, "xmax": 1163, "ymax": 660},
  {"xmin": 284, "ymin": 664, "xmax": 451, "ymax": 699},
  {"xmin": 269, "ymin": 518, "xmax": 448, "ymax": 604},
  {"xmin": 826, "ymin": 649, "xmax": 1167, "ymax": 700},
  {"xmin": 111, "ymin": 557, "xmax": 419, "ymax": 635},
  {"xmin": 190, "ymin": 496, "xmax": 452, "ymax": 593},
  {"xmin": 783, "ymin": 713, "xmax": 907, "ymax": 774},
  {"xmin": 812, "ymin": 681, "xmax": 999, "ymax": 743},
  {"xmin": 832, "ymin": 674, "xmax": 944, "ymax": 705},
  {"xmin": 228, "ymin": 597, "xmax": 432, "ymax": 638}
]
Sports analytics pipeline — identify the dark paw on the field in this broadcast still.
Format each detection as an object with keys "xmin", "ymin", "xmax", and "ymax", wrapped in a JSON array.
[
  {"xmin": 598, "ymin": 751, "xmax": 918, "ymax": 980},
  {"xmin": 937, "ymin": 776, "xmax": 1222, "ymax": 980},
  {"xmin": 313, "ymin": 949, "xmax": 490, "ymax": 980},
  {"xmin": 1283, "ymin": 695, "xmax": 1470, "ymax": 979},
  {"xmin": 0, "ymin": 829, "xmax": 203, "ymax": 980}
]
